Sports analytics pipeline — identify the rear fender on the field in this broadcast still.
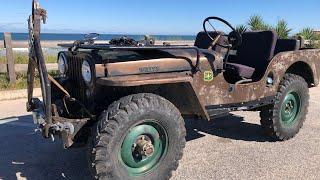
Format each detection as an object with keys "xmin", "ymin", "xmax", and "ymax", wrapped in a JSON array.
[{"xmin": 267, "ymin": 50, "xmax": 320, "ymax": 87}]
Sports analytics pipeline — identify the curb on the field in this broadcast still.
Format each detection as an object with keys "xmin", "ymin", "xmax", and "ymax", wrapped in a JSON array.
[{"xmin": 0, "ymin": 88, "xmax": 41, "ymax": 101}]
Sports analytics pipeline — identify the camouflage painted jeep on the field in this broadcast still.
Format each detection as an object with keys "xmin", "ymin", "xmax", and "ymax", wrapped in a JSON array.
[{"xmin": 27, "ymin": 1, "xmax": 320, "ymax": 179}]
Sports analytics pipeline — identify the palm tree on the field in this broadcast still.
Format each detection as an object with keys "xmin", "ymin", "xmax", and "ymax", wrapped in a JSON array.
[
  {"xmin": 235, "ymin": 25, "xmax": 247, "ymax": 34},
  {"xmin": 273, "ymin": 19, "xmax": 292, "ymax": 39},
  {"xmin": 247, "ymin": 15, "xmax": 270, "ymax": 31}
]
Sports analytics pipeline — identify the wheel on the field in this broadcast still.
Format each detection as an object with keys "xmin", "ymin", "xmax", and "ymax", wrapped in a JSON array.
[
  {"xmin": 260, "ymin": 74, "xmax": 309, "ymax": 141},
  {"xmin": 88, "ymin": 93, "xmax": 186, "ymax": 180}
]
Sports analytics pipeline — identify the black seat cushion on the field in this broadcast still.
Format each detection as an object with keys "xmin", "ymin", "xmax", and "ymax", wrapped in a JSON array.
[
  {"xmin": 228, "ymin": 30, "xmax": 278, "ymax": 80},
  {"xmin": 275, "ymin": 39, "xmax": 300, "ymax": 55},
  {"xmin": 194, "ymin": 31, "xmax": 226, "ymax": 52},
  {"xmin": 226, "ymin": 63, "xmax": 255, "ymax": 79}
]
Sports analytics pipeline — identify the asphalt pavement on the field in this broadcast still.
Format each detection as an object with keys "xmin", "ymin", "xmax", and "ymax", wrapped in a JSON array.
[{"xmin": 0, "ymin": 87, "xmax": 320, "ymax": 180}]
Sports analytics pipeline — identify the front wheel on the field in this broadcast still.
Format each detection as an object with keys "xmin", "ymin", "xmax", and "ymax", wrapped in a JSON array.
[
  {"xmin": 260, "ymin": 74, "xmax": 309, "ymax": 141},
  {"xmin": 88, "ymin": 93, "xmax": 186, "ymax": 180}
]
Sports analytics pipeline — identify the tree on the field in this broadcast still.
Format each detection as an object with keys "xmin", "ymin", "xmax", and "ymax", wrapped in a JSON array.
[{"xmin": 273, "ymin": 19, "xmax": 292, "ymax": 39}]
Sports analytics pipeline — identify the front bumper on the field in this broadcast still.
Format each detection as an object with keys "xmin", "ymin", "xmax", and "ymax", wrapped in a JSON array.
[{"xmin": 29, "ymin": 97, "xmax": 89, "ymax": 148}]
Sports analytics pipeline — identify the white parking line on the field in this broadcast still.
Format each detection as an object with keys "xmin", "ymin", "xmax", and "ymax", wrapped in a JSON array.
[{"xmin": 0, "ymin": 117, "xmax": 19, "ymax": 124}]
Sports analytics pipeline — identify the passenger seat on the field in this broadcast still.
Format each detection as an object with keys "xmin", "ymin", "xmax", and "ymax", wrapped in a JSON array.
[{"xmin": 226, "ymin": 30, "xmax": 278, "ymax": 80}]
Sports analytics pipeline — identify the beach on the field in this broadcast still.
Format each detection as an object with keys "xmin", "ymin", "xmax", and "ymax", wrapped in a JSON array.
[{"xmin": 0, "ymin": 40, "xmax": 194, "ymax": 49}]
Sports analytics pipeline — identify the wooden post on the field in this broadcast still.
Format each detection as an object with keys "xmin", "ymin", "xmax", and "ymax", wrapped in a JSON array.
[{"xmin": 4, "ymin": 32, "xmax": 16, "ymax": 84}]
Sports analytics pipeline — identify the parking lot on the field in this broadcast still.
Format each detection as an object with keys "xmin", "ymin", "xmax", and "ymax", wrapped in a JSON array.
[{"xmin": 0, "ymin": 87, "xmax": 320, "ymax": 180}]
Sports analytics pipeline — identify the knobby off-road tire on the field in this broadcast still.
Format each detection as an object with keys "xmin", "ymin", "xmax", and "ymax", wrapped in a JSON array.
[
  {"xmin": 88, "ymin": 93, "xmax": 186, "ymax": 180},
  {"xmin": 260, "ymin": 73, "xmax": 309, "ymax": 141}
]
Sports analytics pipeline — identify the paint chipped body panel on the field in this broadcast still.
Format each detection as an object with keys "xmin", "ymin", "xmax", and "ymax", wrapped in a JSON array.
[
  {"xmin": 82, "ymin": 48, "xmax": 320, "ymax": 120},
  {"xmin": 194, "ymin": 49, "xmax": 320, "ymax": 107}
]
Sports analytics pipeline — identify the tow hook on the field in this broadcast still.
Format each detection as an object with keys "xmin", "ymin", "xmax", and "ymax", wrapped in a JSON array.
[
  {"xmin": 33, "ymin": 117, "xmax": 75, "ymax": 143},
  {"xmin": 50, "ymin": 122, "xmax": 75, "ymax": 136},
  {"xmin": 49, "ymin": 122, "xmax": 75, "ymax": 145}
]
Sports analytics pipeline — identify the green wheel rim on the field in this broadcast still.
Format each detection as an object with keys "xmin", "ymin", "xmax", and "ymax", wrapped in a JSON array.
[
  {"xmin": 280, "ymin": 91, "xmax": 301, "ymax": 126},
  {"xmin": 119, "ymin": 121, "xmax": 168, "ymax": 176}
]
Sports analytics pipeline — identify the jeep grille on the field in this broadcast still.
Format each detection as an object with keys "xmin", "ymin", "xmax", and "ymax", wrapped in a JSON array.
[{"xmin": 66, "ymin": 53, "xmax": 87, "ymax": 104}]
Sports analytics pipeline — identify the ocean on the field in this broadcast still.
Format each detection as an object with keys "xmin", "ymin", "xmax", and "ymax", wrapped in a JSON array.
[{"xmin": 0, "ymin": 33, "xmax": 196, "ymax": 41}]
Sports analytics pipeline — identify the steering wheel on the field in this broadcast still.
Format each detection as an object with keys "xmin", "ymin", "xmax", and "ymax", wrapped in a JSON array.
[{"xmin": 203, "ymin": 17, "xmax": 242, "ymax": 49}]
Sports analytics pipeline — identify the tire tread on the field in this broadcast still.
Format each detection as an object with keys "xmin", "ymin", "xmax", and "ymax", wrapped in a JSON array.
[
  {"xmin": 260, "ymin": 73, "xmax": 309, "ymax": 141},
  {"xmin": 88, "ymin": 93, "xmax": 186, "ymax": 180}
]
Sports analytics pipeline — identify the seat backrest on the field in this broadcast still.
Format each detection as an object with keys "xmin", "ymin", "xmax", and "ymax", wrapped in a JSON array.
[
  {"xmin": 275, "ymin": 39, "xmax": 300, "ymax": 55},
  {"xmin": 232, "ymin": 30, "xmax": 278, "ymax": 80},
  {"xmin": 194, "ymin": 31, "xmax": 225, "ymax": 52}
]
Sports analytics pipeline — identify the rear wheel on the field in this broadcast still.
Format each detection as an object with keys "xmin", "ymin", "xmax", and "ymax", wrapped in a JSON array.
[
  {"xmin": 88, "ymin": 93, "xmax": 186, "ymax": 180},
  {"xmin": 260, "ymin": 74, "xmax": 309, "ymax": 140}
]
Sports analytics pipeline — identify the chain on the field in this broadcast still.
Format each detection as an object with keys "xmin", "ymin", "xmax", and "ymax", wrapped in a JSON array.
[{"xmin": 28, "ymin": 15, "xmax": 35, "ymax": 60}]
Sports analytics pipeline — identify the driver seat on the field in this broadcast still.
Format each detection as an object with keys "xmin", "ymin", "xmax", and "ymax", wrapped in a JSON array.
[{"xmin": 226, "ymin": 30, "xmax": 278, "ymax": 80}]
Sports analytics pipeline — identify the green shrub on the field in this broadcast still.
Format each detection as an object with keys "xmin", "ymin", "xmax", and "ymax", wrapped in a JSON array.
[
  {"xmin": 247, "ymin": 15, "xmax": 271, "ymax": 31},
  {"xmin": 247, "ymin": 15, "xmax": 292, "ymax": 39},
  {"xmin": 235, "ymin": 25, "xmax": 248, "ymax": 34},
  {"xmin": 298, "ymin": 28, "xmax": 316, "ymax": 40},
  {"xmin": 297, "ymin": 28, "xmax": 317, "ymax": 48},
  {"xmin": 273, "ymin": 19, "xmax": 292, "ymax": 39}
]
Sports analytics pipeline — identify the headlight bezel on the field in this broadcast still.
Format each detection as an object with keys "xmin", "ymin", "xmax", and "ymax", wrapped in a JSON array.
[
  {"xmin": 58, "ymin": 52, "xmax": 68, "ymax": 75},
  {"xmin": 81, "ymin": 60, "xmax": 93, "ymax": 85}
]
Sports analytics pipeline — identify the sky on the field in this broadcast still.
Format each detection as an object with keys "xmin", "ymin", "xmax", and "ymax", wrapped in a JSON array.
[{"xmin": 0, "ymin": 0, "xmax": 319, "ymax": 35}]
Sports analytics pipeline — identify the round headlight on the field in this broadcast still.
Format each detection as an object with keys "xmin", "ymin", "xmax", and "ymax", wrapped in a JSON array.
[
  {"xmin": 58, "ymin": 53, "xmax": 67, "ymax": 74},
  {"xmin": 82, "ymin": 60, "xmax": 92, "ymax": 84}
]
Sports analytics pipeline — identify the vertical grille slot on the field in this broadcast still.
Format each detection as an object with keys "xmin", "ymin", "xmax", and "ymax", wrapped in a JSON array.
[{"xmin": 66, "ymin": 53, "xmax": 87, "ymax": 104}]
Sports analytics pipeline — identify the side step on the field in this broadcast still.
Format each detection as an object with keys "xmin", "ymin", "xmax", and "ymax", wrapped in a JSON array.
[{"xmin": 206, "ymin": 96, "xmax": 275, "ymax": 118}]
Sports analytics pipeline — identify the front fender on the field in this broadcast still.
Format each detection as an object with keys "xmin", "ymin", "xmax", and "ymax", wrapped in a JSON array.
[{"xmin": 96, "ymin": 72, "xmax": 210, "ymax": 120}]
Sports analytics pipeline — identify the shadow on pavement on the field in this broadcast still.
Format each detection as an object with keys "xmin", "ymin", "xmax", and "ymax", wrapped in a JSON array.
[
  {"xmin": 0, "ymin": 115, "xmax": 90, "ymax": 180},
  {"xmin": 0, "ymin": 113, "xmax": 272, "ymax": 179},
  {"xmin": 185, "ymin": 114, "xmax": 274, "ymax": 142}
]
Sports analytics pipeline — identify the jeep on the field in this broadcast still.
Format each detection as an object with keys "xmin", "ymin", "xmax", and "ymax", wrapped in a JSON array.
[{"xmin": 27, "ymin": 1, "xmax": 320, "ymax": 179}]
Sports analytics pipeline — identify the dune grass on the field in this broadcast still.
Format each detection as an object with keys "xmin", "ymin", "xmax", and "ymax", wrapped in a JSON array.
[
  {"xmin": 0, "ymin": 53, "xmax": 58, "ymax": 90},
  {"xmin": 0, "ymin": 54, "xmax": 57, "ymax": 64},
  {"xmin": 0, "ymin": 71, "xmax": 58, "ymax": 91}
]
